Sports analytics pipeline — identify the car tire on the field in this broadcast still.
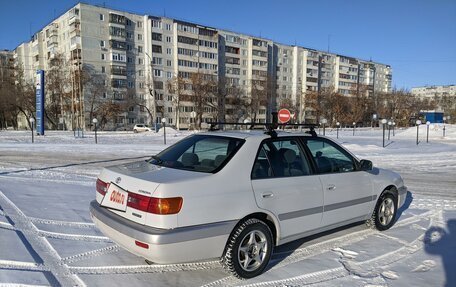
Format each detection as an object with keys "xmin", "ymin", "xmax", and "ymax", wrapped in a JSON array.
[
  {"xmin": 221, "ymin": 218, "xmax": 273, "ymax": 279},
  {"xmin": 371, "ymin": 192, "xmax": 397, "ymax": 231},
  {"xmin": 133, "ymin": 129, "xmax": 138, "ymax": 133}
]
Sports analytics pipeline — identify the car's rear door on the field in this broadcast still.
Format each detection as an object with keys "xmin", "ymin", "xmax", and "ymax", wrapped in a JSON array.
[
  {"xmin": 303, "ymin": 138, "xmax": 374, "ymax": 227},
  {"xmin": 251, "ymin": 138, "xmax": 323, "ymax": 240}
]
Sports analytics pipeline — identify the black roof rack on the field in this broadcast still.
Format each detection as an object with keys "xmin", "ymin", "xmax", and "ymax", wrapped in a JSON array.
[{"xmin": 206, "ymin": 122, "xmax": 318, "ymax": 138}]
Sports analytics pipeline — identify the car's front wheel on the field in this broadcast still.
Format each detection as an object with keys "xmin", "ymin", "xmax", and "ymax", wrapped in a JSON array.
[
  {"xmin": 371, "ymin": 192, "xmax": 397, "ymax": 231},
  {"xmin": 221, "ymin": 218, "xmax": 273, "ymax": 279}
]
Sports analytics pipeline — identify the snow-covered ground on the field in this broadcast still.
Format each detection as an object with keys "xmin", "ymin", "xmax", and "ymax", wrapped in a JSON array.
[{"xmin": 0, "ymin": 126, "xmax": 455, "ymax": 287}]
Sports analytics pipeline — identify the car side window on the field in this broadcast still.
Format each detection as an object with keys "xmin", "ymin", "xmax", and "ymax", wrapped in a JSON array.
[
  {"xmin": 305, "ymin": 139, "xmax": 355, "ymax": 174},
  {"xmin": 251, "ymin": 139, "xmax": 311, "ymax": 179}
]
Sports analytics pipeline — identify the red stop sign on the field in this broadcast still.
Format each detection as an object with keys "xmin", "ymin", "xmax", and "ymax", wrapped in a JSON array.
[{"xmin": 278, "ymin": 109, "xmax": 291, "ymax": 123}]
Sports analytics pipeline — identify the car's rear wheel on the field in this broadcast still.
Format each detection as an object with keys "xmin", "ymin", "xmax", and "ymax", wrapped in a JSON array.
[
  {"xmin": 371, "ymin": 192, "xmax": 397, "ymax": 231},
  {"xmin": 133, "ymin": 129, "xmax": 138, "ymax": 133},
  {"xmin": 221, "ymin": 218, "xmax": 273, "ymax": 279}
]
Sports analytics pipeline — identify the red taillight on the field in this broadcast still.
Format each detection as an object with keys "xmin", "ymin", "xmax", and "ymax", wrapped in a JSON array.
[
  {"xmin": 96, "ymin": 179, "xmax": 109, "ymax": 196},
  {"xmin": 127, "ymin": 193, "xmax": 183, "ymax": 215},
  {"xmin": 127, "ymin": 192, "xmax": 151, "ymax": 212}
]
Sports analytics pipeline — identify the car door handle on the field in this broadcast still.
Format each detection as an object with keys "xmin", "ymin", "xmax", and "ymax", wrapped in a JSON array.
[
  {"xmin": 262, "ymin": 192, "xmax": 274, "ymax": 198},
  {"xmin": 327, "ymin": 184, "xmax": 336, "ymax": 191}
]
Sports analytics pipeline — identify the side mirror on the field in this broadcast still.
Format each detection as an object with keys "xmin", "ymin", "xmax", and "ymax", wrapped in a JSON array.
[{"xmin": 360, "ymin": 159, "xmax": 373, "ymax": 171}]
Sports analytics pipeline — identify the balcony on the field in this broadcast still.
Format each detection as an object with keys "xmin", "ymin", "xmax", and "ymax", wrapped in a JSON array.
[
  {"xmin": 109, "ymin": 13, "xmax": 126, "ymax": 25},
  {"xmin": 46, "ymin": 36, "xmax": 58, "ymax": 48}
]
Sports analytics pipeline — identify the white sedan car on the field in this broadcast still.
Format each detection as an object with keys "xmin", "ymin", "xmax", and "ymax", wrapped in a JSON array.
[
  {"xmin": 133, "ymin": 124, "xmax": 151, "ymax": 133},
  {"xmin": 90, "ymin": 129, "xmax": 407, "ymax": 278}
]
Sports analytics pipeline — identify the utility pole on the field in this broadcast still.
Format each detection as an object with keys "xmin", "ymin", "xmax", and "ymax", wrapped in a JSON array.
[
  {"xmin": 317, "ymin": 55, "xmax": 322, "ymax": 124},
  {"xmin": 144, "ymin": 52, "xmax": 156, "ymax": 128}
]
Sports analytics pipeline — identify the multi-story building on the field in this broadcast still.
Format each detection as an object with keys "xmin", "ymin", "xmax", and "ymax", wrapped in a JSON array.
[
  {"xmin": 13, "ymin": 2, "xmax": 392, "ymax": 130},
  {"xmin": 0, "ymin": 50, "xmax": 14, "ymax": 82},
  {"xmin": 411, "ymin": 85, "xmax": 456, "ymax": 99},
  {"xmin": 411, "ymin": 85, "xmax": 456, "ymax": 114}
]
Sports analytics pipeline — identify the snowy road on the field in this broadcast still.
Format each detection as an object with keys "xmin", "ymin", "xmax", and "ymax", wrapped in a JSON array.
[{"xmin": 0, "ymin": 128, "xmax": 455, "ymax": 286}]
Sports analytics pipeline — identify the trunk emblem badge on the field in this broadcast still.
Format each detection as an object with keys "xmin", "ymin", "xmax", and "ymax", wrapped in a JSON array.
[{"xmin": 115, "ymin": 177, "xmax": 121, "ymax": 184}]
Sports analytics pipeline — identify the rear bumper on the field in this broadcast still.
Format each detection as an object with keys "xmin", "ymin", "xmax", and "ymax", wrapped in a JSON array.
[{"xmin": 90, "ymin": 200, "xmax": 236, "ymax": 264}]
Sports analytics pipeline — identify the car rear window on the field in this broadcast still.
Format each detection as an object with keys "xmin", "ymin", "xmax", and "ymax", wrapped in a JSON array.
[{"xmin": 149, "ymin": 135, "xmax": 244, "ymax": 173}]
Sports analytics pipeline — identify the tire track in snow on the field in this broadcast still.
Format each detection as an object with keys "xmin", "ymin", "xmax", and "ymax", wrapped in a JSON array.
[
  {"xmin": 62, "ymin": 245, "xmax": 121, "ymax": 264},
  {"xmin": 69, "ymin": 260, "xmax": 220, "ymax": 275},
  {"xmin": 0, "ymin": 190, "xmax": 86, "ymax": 287},
  {"xmin": 37, "ymin": 230, "xmax": 111, "ymax": 242},
  {"xmin": 0, "ymin": 259, "xmax": 46, "ymax": 271},
  {"xmin": 30, "ymin": 217, "xmax": 95, "ymax": 229}
]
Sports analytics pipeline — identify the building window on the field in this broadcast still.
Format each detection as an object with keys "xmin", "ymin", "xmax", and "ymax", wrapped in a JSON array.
[
  {"xmin": 168, "ymin": 107, "xmax": 173, "ymax": 113},
  {"xmin": 137, "ymin": 21, "xmax": 142, "ymax": 28},
  {"xmin": 152, "ymin": 33, "xmax": 162, "ymax": 41},
  {"xmin": 138, "ymin": 34, "xmax": 143, "ymax": 41},
  {"xmin": 100, "ymin": 40, "xmax": 105, "ymax": 47},
  {"xmin": 137, "ymin": 45, "xmax": 143, "ymax": 53},
  {"xmin": 152, "ymin": 20, "xmax": 162, "ymax": 29},
  {"xmin": 166, "ymin": 60, "xmax": 172, "ymax": 67},
  {"xmin": 167, "ymin": 72, "xmax": 172, "ymax": 79},
  {"xmin": 152, "ymin": 45, "xmax": 162, "ymax": 53},
  {"xmin": 165, "ymin": 23, "xmax": 171, "ymax": 30},
  {"xmin": 154, "ymin": 69, "xmax": 163, "ymax": 77},
  {"xmin": 166, "ymin": 36, "xmax": 172, "ymax": 43},
  {"xmin": 138, "ymin": 58, "xmax": 143, "ymax": 65},
  {"xmin": 101, "ymin": 53, "xmax": 105, "ymax": 60},
  {"xmin": 101, "ymin": 66, "xmax": 105, "ymax": 73},
  {"xmin": 100, "ymin": 14, "xmax": 104, "ymax": 21},
  {"xmin": 166, "ymin": 48, "xmax": 172, "ymax": 55},
  {"xmin": 152, "ymin": 57, "xmax": 162, "ymax": 65}
]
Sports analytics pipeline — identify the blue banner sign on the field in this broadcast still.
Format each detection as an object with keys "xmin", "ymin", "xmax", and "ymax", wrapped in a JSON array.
[{"xmin": 35, "ymin": 70, "xmax": 45, "ymax": 135}]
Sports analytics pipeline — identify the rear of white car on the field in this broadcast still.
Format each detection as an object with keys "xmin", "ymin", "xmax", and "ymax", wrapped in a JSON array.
[{"xmin": 90, "ymin": 134, "xmax": 250, "ymax": 263}]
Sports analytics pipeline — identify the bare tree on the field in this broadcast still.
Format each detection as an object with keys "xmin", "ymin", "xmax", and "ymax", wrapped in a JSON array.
[
  {"xmin": 189, "ymin": 72, "xmax": 218, "ymax": 128},
  {"xmin": 246, "ymin": 79, "xmax": 268, "ymax": 123},
  {"xmin": 45, "ymin": 53, "xmax": 71, "ymax": 129},
  {"xmin": 167, "ymin": 74, "xmax": 187, "ymax": 129},
  {"xmin": 81, "ymin": 65, "xmax": 108, "ymax": 130}
]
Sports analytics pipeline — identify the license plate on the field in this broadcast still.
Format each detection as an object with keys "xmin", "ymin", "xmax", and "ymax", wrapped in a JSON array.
[{"xmin": 100, "ymin": 182, "xmax": 128, "ymax": 212}]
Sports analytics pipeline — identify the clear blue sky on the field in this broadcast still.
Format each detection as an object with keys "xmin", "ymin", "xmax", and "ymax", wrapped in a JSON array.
[{"xmin": 1, "ymin": 0, "xmax": 455, "ymax": 89}]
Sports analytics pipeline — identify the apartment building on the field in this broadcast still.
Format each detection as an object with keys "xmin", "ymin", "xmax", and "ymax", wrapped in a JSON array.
[
  {"xmin": 411, "ymin": 85, "xmax": 456, "ymax": 113},
  {"xmin": 14, "ymin": 2, "xmax": 392, "ymax": 130},
  {"xmin": 411, "ymin": 85, "xmax": 456, "ymax": 99},
  {"xmin": 0, "ymin": 50, "xmax": 14, "ymax": 82}
]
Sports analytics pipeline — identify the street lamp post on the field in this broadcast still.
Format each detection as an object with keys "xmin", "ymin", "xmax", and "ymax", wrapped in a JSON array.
[
  {"xmin": 372, "ymin": 114, "xmax": 377, "ymax": 128},
  {"xmin": 388, "ymin": 121, "xmax": 392, "ymax": 140},
  {"xmin": 416, "ymin": 120, "xmax": 422, "ymax": 145},
  {"xmin": 92, "ymin": 118, "xmax": 98, "ymax": 144},
  {"xmin": 352, "ymin": 122, "xmax": 356, "ymax": 136},
  {"xmin": 381, "ymin": 119, "xmax": 387, "ymax": 147},
  {"xmin": 321, "ymin": 118, "xmax": 327, "ymax": 136},
  {"xmin": 30, "ymin": 117, "xmax": 35, "ymax": 143},
  {"xmin": 443, "ymin": 116, "xmax": 446, "ymax": 137},
  {"xmin": 161, "ymin": 118, "xmax": 167, "ymax": 145},
  {"xmin": 336, "ymin": 122, "xmax": 340, "ymax": 139},
  {"xmin": 190, "ymin": 111, "xmax": 196, "ymax": 131},
  {"xmin": 426, "ymin": 121, "xmax": 430, "ymax": 143}
]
